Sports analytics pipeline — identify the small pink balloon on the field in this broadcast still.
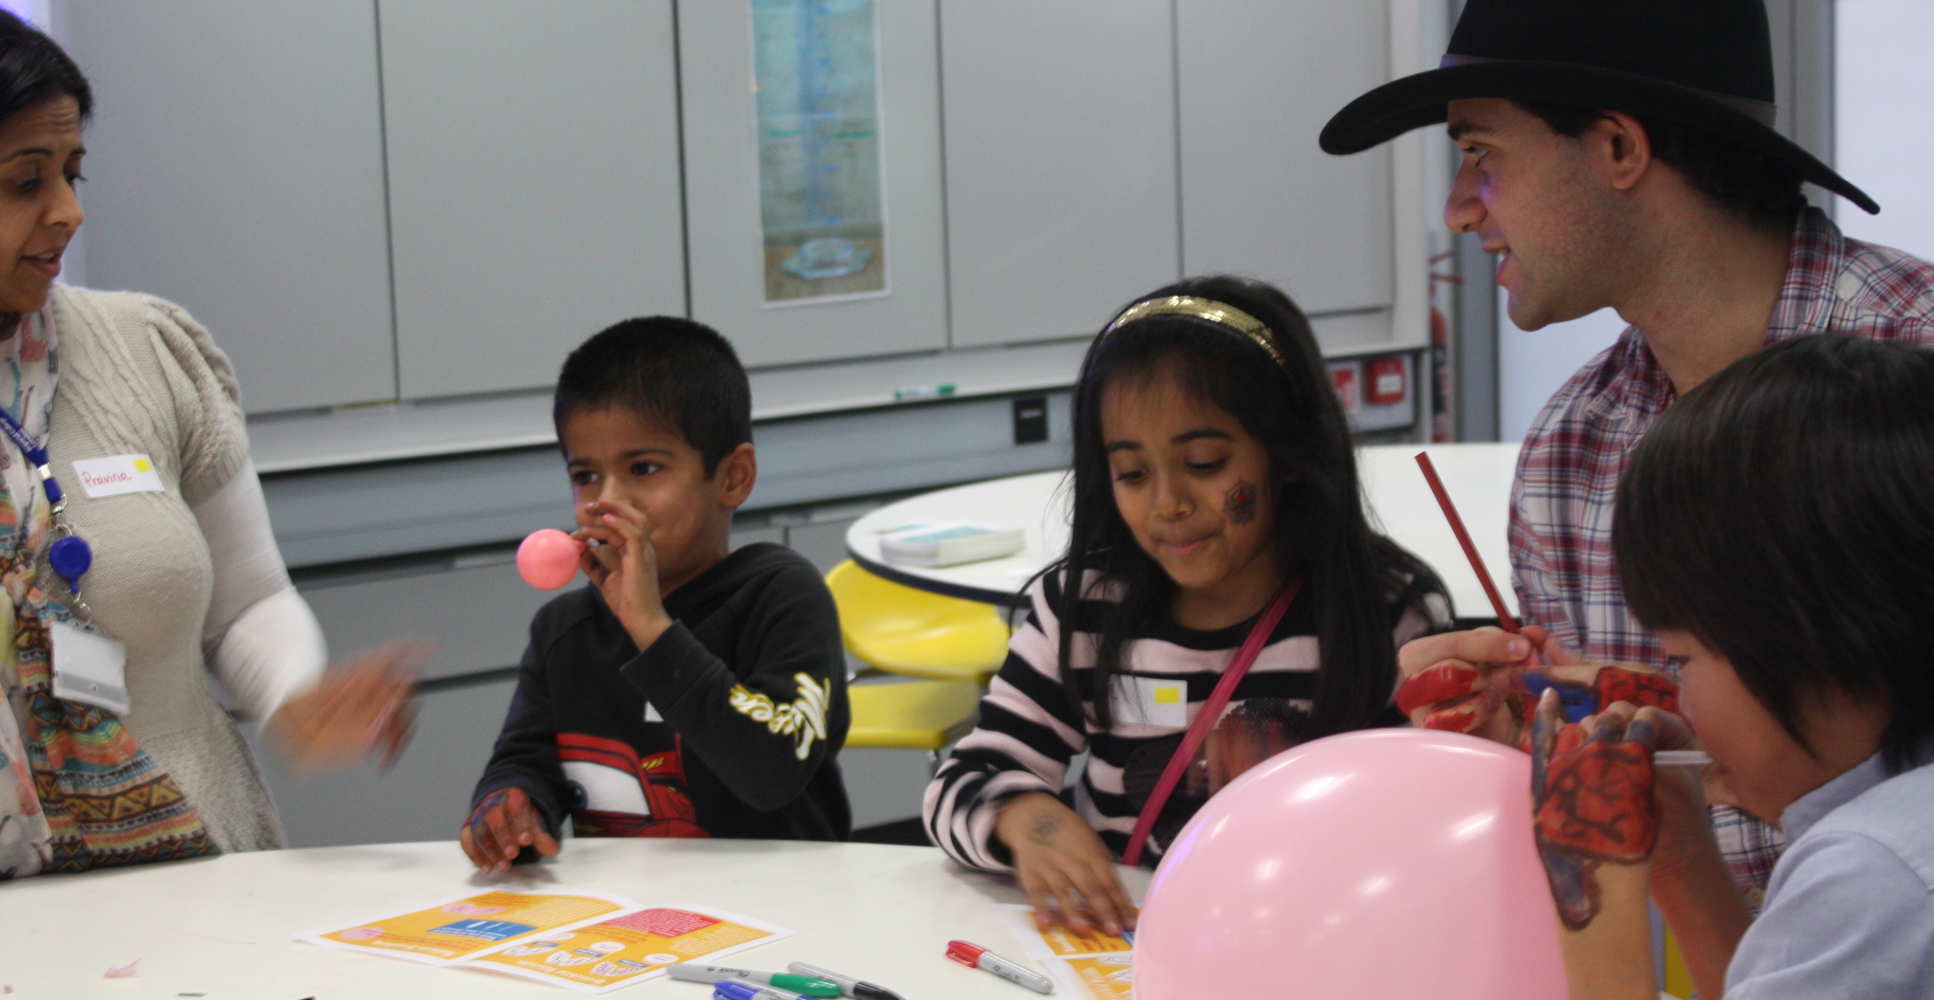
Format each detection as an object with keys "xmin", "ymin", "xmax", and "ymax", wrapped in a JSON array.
[
  {"xmin": 1135, "ymin": 728, "xmax": 1568, "ymax": 1000},
  {"xmin": 517, "ymin": 528, "xmax": 584, "ymax": 590}
]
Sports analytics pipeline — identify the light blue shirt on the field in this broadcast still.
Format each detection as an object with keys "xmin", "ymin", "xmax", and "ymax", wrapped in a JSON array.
[{"xmin": 1726, "ymin": 754, "xmax": 1934, "ymax": 998}]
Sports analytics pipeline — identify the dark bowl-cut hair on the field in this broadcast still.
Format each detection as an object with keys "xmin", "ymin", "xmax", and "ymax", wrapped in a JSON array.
[
  {"xmin": 552, "ymin": 316, "xmax": 751, "ymax": 475},
  {"xmin": 1520, "ymin": 101, "xmax": 1802, "ymax": 233},
  {"xmin": 0, "ymin": 10, "xmax": 91, "ymax": 126},
  {"xmin": 1050, "ymin": 274, "xmax": 1441, "ymax": 733},
  {"xmin": 1615, "ymin": 335, "xmax": 1934, "ymax": 775}
]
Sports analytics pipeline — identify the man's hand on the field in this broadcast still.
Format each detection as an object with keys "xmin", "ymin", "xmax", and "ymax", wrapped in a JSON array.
[
  {"xmin": 1395, "ymin": 626, "xmax": 1545, "ymax": 741},
  {"xmin": 1396, "ymin": 626, "xmax": 1678, "ymax": 748},
  {"xmin": 459, "ymin": 786, "xmax": 561, "ymax": 873},
  {"xmin": 995, "ymin": 793, "xmax": 1138, "ymax": 936}
]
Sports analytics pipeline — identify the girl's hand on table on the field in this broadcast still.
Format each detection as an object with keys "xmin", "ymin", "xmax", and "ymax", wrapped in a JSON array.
[{"xmin": 995, "ymin": 792, "xmax": 1137, "ymax": 936}]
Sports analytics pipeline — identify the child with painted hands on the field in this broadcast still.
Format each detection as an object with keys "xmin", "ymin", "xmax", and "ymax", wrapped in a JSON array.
[
  {"xmin": 923, "ymin": 276, "xmax": 1449, "ymax": 935},
  {"xmin": 461, "ymin": 318, "xmax": 850, "ymax": 874},
  {"xmin": 1532, "ymin": 335, "xmax": 1934, "ymax": 999}
]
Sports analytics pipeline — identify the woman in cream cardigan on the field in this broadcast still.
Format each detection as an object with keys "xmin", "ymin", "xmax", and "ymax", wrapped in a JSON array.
[{"xmin": 0, "ymin": 12, "xmax": 420, "ymax": 878}]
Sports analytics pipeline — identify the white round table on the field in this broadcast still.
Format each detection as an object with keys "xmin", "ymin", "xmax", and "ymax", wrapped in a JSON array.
[
  {"xmin": 1, "ymin": 839, "xmax": 1149, "ymax": 999},
  {"xmin": 846, "ymin": 442, "xmax": 1521, "ymax": 622}
]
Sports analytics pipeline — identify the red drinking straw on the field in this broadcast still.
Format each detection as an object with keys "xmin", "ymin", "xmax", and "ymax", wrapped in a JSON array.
[{"xmin": 1414, "ymin": 451, "xmax": 1520, "ymax": 633}]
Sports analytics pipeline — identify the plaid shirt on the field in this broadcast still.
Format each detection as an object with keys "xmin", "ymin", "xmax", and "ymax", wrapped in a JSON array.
[{"xmin": 1510, "ymin": 206, "xmax": 1934, "ymax": 904}]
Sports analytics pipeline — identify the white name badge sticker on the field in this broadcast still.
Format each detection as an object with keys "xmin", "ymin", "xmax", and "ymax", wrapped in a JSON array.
[
  {"xmin": 49, "ymin": 619, "xmax": 131, "ymax": 715},
  {"xmin": 1113, "ymin": 675, "xmax": 1189, "ymax": 727},
  {"xmin": 71, "ymin": 454, "xmax": 165, "ymax": 499}
]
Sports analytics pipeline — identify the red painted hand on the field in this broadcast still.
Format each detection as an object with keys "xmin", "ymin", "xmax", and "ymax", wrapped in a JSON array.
[
  {"xmin": 1394, "ymin": 626, "xmax": 1548, "ymax": 743},
  {"xmin": 1588, "ymin": 667, "xmax": 1679, "ymax": 714},
  {"xmin": 1530, "ymin": 692, "xmax": 1663, "ymax": 931}
]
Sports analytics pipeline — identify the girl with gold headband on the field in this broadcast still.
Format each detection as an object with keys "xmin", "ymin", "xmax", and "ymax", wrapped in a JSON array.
[{"xmin": 922, "ymin": 275, "xmax": 1450, "ymax": 934}]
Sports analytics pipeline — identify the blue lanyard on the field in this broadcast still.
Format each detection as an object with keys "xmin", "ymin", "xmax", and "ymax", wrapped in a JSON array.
[{"xmin": 0, "ymin": 405, "xmax": 91, "ymax": 595}]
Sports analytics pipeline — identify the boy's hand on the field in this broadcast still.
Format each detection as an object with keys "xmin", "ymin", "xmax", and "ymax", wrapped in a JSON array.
[
  {"xmin": 575, "ymin": 498, "xmax": 674, "ymax": 651},
  {"xmin": 460, "ymin": 786, "xmax": 560, "ymax": 873},
  {"xmin": 270, "ymin": 639, "xmax": 431, "ymax": 772},
  {"xmin": 995, "ymin": 792, "xmax": 1138, "ymax": 937},
  {"xmin": 1531, "ymin": 691, "xmax": 1685, "ymax": 931}
]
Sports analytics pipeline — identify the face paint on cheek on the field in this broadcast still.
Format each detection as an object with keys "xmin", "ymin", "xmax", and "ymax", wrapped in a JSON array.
[{"xmin": 1223, "ymin": 481, "xmax": 1258, "ymax": 525}]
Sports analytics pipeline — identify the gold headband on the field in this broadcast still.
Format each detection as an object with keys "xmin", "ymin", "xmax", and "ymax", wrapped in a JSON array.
[{"xmin": 1101, "ymin": 295, "xmax": 1287, "ymax": 370}]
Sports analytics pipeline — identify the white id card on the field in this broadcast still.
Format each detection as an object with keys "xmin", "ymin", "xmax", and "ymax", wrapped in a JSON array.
[
  {"xmin": 1112, "ymin": 675, "xmax": 1189, "ymax": 727},
  {"xmin": 49, "ymin": 619, "xmax": 131, "ymax": 715}
]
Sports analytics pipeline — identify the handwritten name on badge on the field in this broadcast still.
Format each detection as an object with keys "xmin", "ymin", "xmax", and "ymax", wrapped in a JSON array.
[{"xmin": 71, "ymin": 454, "xmax": 165, "ymax": 499}]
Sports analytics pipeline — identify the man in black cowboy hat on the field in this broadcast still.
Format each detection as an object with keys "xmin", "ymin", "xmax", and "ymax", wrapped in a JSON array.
[{"xmin": 1324, "ymin": 0, "xmax": 1934, "ymax": 992}]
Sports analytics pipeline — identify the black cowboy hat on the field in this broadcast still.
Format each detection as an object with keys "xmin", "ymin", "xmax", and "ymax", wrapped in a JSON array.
[{"xmin": 1320, "ymin": 0, "xmax": 1879, "ymax": 214}]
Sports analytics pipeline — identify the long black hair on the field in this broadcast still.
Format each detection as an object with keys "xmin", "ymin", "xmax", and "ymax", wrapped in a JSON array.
[
  {"xmin": 0, "ymin": 11, "xmax": 91, "ymax": 125},
  {"xmin": 1615, "ymin": 334, "xmax": 1934, "ymax": 774},
  {"xmin": 1047, "ymin": 275, "xmax": 1439, "ymax": 732}
]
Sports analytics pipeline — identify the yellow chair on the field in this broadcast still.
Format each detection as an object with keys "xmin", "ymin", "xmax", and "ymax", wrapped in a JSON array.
[
  {"xmin": 1661, "ymin": 925, "xmax": 1693, "ymax": 998},
  {"xmin": 824, "ymin": 561, "xmax": 1011, "ymax": 684},
  {"xmin": 825, "ymin": 560, "xmax": 1012, "ymax": 760},
  {"xmin": 845, "ymin": 680, "xmax": 984, "ymax": 751}
]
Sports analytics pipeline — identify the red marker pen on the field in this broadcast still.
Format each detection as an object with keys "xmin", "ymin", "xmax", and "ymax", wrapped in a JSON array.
[{"xmin": 946, "ymin": 940, "xmax": 1053, "ymax": 994}]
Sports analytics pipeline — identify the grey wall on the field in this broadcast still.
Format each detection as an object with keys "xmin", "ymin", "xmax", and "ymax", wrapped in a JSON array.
[{"xmin": 48, "ymin": 0, "xmax": 1432, "ymax": 848}]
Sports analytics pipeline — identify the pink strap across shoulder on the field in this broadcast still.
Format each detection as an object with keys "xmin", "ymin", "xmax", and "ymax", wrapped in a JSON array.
[{"xmin": 1121, "ymin": 581, "xmax": 1301, "ymax": 867}]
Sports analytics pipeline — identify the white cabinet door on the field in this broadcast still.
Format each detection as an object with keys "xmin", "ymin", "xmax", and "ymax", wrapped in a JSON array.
[
  {"xmin": 65, "ymin": 1, "xmax": 396, "ymax": 413},
  {"xmin": 380, "ymin": 0, "xmax": 685, "ymax": 399},
  {"xmin": 941, "ymin": 0, "xmax": 1181, "ymax": 348},
  {"xmin": 1177, "ymin": 0, "xmax": 1393, "ymax": 315},
  {"xmin": 681, "ymin": 0, "xmax": 947, "ymax": 366}
]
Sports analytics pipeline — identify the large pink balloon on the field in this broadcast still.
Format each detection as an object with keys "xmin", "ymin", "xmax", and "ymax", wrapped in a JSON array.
[{"xmin": 1135, "ymin": 728, "xmax": 1567, "ymax": 999}]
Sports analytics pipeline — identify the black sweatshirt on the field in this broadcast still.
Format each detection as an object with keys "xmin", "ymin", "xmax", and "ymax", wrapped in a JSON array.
[{"xmin": 470, "ymin": 543, "xmax": 851, "ymax": 844}]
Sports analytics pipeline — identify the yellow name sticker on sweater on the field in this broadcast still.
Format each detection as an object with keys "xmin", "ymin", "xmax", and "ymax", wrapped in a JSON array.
[
  {"xmin": 1114, "ymin": 676, "xmax": 1188, "ymax": 727},
  {"xmin": 71, "ymin": 454, "xmax": 164, "ymax": 498}
]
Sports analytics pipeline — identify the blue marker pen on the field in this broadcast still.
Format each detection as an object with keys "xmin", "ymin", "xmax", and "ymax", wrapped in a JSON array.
[
  {"xmin": 1522, "ymin": 672, "xmax": 1596, "ymax": 722},
  {"xmin": 714, "ymin": 981, "xmax": 810, "ymax": 1000}
]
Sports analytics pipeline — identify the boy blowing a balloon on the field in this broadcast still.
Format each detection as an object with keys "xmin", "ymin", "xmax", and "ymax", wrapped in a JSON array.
[{"xmin": 460, "ymin": 317, "xmax": 850, "ymax": 870}]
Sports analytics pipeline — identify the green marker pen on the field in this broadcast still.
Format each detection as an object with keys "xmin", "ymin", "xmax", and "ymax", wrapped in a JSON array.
[{"xmin": 668, "ymin": 963, "xmax": 843, "ymax": 998}]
